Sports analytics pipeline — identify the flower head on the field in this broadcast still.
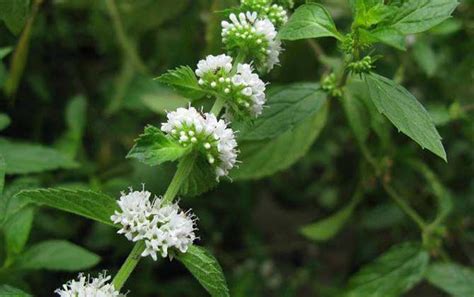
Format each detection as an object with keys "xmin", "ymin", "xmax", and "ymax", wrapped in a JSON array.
[
  {"xmin": 55, "ymin": 272, "xmax": 123, "ymax": 297},
  {"xmin": 161, "ymin": 106, "xmax": 238, "ymax": 178},
  {"xmin": 221, "ymin": 12, "xmax": 282, "ymax": 72},
  {"xmin": 240, "ymin": 0, "xmax": 288, "ymax": 28},
  {"xmin": 195, "ymin": 55, "xmax": 266, "ymax": 118},
  {"xmin": 111, "ymin": 188, "xmax": 197, "ymax": 260}
]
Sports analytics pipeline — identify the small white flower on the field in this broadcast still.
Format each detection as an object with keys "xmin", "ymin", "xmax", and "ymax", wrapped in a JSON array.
[
  {"xmin": 161, "ymin": 107, "xmax": 238, "ymax": 178},
  {"xmin": 221, "ymin": 12, "xmax": 281, "ymax": 72},
  {"xmin": 55, "ymin": 273, "xmax": 123, "ymax": 297},
  {"xmin": 241, "ymin": 0, "xmax": 288, "ymax": 27},
  {"xmin": 111, "ymin": 187, "xmax": 197, "ymax": 260},
  {"xmin": 195, "ymin": 54, "xmax": 233, "ymax": 78},
  {"xmin": 230, "ymin": 63, "xmax": 266, "ymax": 116}
]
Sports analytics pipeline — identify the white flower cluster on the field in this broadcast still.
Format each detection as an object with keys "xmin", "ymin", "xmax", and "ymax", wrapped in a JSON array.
[
  {"xmin": 241, "ymin": 0, "xmax": 288, "ymax": 27},
  {"xmin": 111, "ymin": 188, "xmax": 197, "ymax": 260},
  {"xmin": 55, "ymin": 273, "xmax": 123, "ymax": 297},
  {"xmin": 195, "ymin": 55, "xmax": 266, "ymax": 117},
  {"xmin": 222, "ymin": 12, "xmax": 282, "ymax": 72},
  {"xmin": 161, "ymin": 106, "xmax": 238, "ymax": 178}
]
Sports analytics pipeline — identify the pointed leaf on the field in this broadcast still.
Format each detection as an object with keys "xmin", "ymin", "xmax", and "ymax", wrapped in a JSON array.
[
  {"xmin": 16, "ymin": 240, "xmax": 100, "ymax": 271},
  {"xmin": 364, "ymin": 72, "xmax": 446, "ymax": 161},
  {"xmin": 386, "ymin": 0, "xmax": 459, "ymax": 34},
  {"xmin": 279, "ymin": 3, "xmax": 342, "ymax": 41},
  {"xmin": 232, "ymin": 102, "xmax": 328, "ymax": 180},
  {"xmin": 176, "ymin": 245, "xmax": 230, "ymax": 297},
  {"xmin": 344, "ymin": 242, "xmax": 429, "ymax": 297},
  {"xmin": 4, "ymin": 206, "xmax": 34, "ymax": 258},
  {"xmin": 16, "ymin": 188, "xmax": 118, "ymax": 226},
  {"xmin": 180, "ymin": 155, "xmax": 218, "ymax": 197},
  {"xmin": 425, "ymin": 262, "xmax": 474, "ymax": 297},
  {"xmin": 127, "ymin": 125, "xmax": 191, "ymax": 166},
  {"xmin": 155, "ymin": 66, "xmax": 206, "ymax": 100}
]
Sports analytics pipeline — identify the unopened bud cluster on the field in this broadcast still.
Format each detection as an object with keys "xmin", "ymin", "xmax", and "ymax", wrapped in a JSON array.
[
  {"xmin": 241, "ymin": 0, "xmax": 288, "ymax": 28},
  {"xmin": 222, "ymin": 12, "xmax": 281, "ymax": 72},
  {"xmin": 321, "ymin": 73, "xmax": 342, "ymax": 98},
  {"xmin": 196, "ymin": 55, "xmax": 266, "ymax": 117},
  {"xmin": 348, "ymin": 56, "xmax": 375, "ymax": 74},
  {"xmin": 161, "ymin": 107, "xmax": 238, "ymax": 178}
]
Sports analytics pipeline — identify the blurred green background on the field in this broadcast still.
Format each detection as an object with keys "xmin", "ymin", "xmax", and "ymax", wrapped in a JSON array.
[{"xmin": 0, "ymin": 0, "xmax": 473, "ymax": 296}]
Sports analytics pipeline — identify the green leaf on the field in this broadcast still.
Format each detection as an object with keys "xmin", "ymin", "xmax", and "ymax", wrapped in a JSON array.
[
  {"xmin": 4, "ymin": 206, "xmax": 34, "ymax": 258},
  {"xmin": 155, "ymin": 66, "xmax": 206, "ymax": 100},
  {"xmin": 0, "ymin": 47, "xmax": 12, "ymax": 60},
  {"xmin": 353, "ymin": 2, "xmax": 394, "ymax": 29},
  {"xmin": 236, "ymin": 83, "xmax": 327, "ymax": 141},
  {"xmin": 16, "ymin": 240, "xmax": 100, "ymax": 271},
  {"xmin": 0, "ymin": 0, "xmax": 30, "ymax": 35},
  {"xmin": 386, "ymin": 0, "xmax": 459, "ymax": 34},
  {"xmin": 0, "ymin": 138, "xmax": 78, "ymax": 175},
  {"xmin": 127, "ymin": 125, "xmax": 191, "ymax": 166},
  {"xmin": 0, "ymin": 285, "xmax": 31, "ymax": 296},
  {"xmin": 16, "ymin": 188, "xmax": 118, "ymax": 226},
  {"xmin": 425, "ymin": 262, "xmax": 474, "ymax": 297},
  {"xmin": 300, "ymin": 189, "xmax": 363, "ymax": 241},
  {"xmin": 0, "ymin": 113, "xmax": 11, "ymax": 131},
  {"xmin": 344, "ymin": 242, "xmax": 429, "ymax": 297},
  {"xmin": 363, "ymin": 72, "xmax": 446, "ymax": 161},
  {"xmin": 55, "ymin": 95, "xmax": 87, "ymax": 158},
  {"xmin": 0, "ymin": 177, "xmax": 39, "ymax": 225},
  {"xmin": 279, "ymin": 3, "xmax": 342, "ymax": 41},
  {"xmin": 412, "ymin": 41, "xmax": 438, "ymax": 77},
  {"xmin": 232, "ymin": 102, "xmax": 328, "ymax": 180},
  {"xmin": 360, "ymin": 27, "xmax": 406, "ymax": 50},
  {"xmin": 176, "ymin": 245, "xmax": 230, "ymax": 297},
  {"xmin": 342, "ymin": 91, "xmax": 371, "ymax": 145},
  {"xmin": 179, "ymin": 155, "xmax": 218, "ymax": 197},
  {"xmin": 140, "ymin": 82, "xmax": 189, "ymax": 115},
  {"xmin": 0, "ymin": 154, "xmax": 5, "ymax": 194}
]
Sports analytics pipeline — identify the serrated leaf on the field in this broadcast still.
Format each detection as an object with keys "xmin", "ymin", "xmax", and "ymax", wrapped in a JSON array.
[
  {"xmin": 0, "ymin": 285, "xmax": 31, "ymax": 296},
  {"xmin": 232, "ymin": 102, "xmax": 328, "ymax": 180},
  {"xmin": 176, "ymin": 245, "xmax": 230, "ymax": 297},
  {"xmin": 425, "ymin": 262, "xmax": 474, "ymax": 297},
  {"xmin": 300, "ymin": 189, "xmax": 362, "ymax": 241},
  {"xmin": 4, "ymin": 206, "xmax": 34, "ymax": 258},
  {"xmin": 386, "ymin": 0, "xmax": 459, "ymax": 34},
  {"xmin": 179, "ymin": 155, "xmax": 217, "ymax": 197},
  {"xmin": 279, "ymin": 3, "xmax": 342, "ymax": 41},
  {"xmin": 360, "ymin": 27, "xmax": 406, "ymax": 50},
  {"xmin": 364, "ymin": 72, "xmax": 446, "ymax": 161},
  {"xmin": 0, "ymin": 138, "xmax": 78, "ymax": 175},
  {"xmin": 236, "ymin": 83, "xmax": 327, "ymax": 141},
  {"xmin": 155, "ymin": 66, "xmax": 206, "ymax": 100},
  {"xmin": 16, "ymin": 240, "xmax": 100, "ymax": 271},
  {"xmin": 343, "ymin": 242, "xmax": 429, "ymax": 297},
  {"xmin": 0, "ymin": 0, "xmax": 30, "ymax": 35},
  {"xmin": 16, "ymin": 188, "xmax": 118, "ymax": 226},
  {"xmin": 127, "ymin": 125, "xmax": 191, "ymax": 166}
]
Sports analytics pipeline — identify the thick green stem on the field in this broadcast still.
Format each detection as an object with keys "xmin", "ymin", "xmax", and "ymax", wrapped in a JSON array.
[
  {"xmin": 162, "ymin": 153, "xmax": 196, "ymax": 204},
  {"xmin": 383, "ymin": 182, "xmax": 426, "ymax": 230},
  {"xmin": 112, "ymin": 240, "xmax": 146, "ymax": 291},
  {"xmin": 210, "ymin": 96, "xmax": 226, "ymax": 116}
]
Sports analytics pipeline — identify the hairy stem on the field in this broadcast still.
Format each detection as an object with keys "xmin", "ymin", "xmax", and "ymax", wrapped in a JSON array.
[
  {"xmin": 112, "ymin": 240, "xmax": 146, "ymax": 291},
  {"xmin": 162, "ymin": 153, "xmax": 196, "ymax": 204}
]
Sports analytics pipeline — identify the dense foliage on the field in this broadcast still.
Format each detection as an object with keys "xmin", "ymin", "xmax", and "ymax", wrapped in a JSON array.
[{"xmin": 0, "ymin": 0, "xmax": 473, "ymax": 296}]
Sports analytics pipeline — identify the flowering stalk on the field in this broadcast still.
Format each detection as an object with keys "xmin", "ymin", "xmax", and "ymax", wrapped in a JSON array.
[
  {"xmin": 162, "ymin": 153, "xmax": 196, "ymax": 204},
  {"xmin": 112, "ymin": 240, "xmax": 146, "ymax": 291}
]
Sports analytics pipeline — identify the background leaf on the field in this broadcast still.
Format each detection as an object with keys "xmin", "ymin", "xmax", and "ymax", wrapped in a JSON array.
[
  {"xmin": 0, "ymin": 0, "xmax": 30, "ymax": 35},
  {"xmin": 0, "ymin": 138, "xmax": 78, "ymax": 175},
  {"xmin": 232, "ymin": 102, "xmax": 328, "ymax": 180},
  {"xmin": 55, "ymin": 95, "xmax": 87, "ymax": 158},
  {"xmin": 235, "ymin": 83, "xmax": 327, "ymax": 141},
  {"xmin": 279, "ymin": 3, "xmax": 342, "ymax": 40},
  {"xmin": 364, "ymin": 72, "xmax": 446, "ymax": 161},
  {"xmin": 0, "ymin": 113, "xmax": 11, "ymax": 131},
  {"xmin": 0, "ymin": 285, "xmax": 31, "ymax": 296},
  {"xmin": 176, "ymin": 245, "xmax": 230, "ymax": 297},
  {"xmin": 425, "ymin": 262, "xmax": 474, "ymax": 297},
  {"xmin": 16, "ymin": 240, "xmax": 100, "ymax": 271},
  {"xmin": 344, "ymin": 242, "xmax": 429, "ymax": 297},
  {"xmin": 3, "ymin": 206, "xmax": 34, "ymax": 259},
  {"xmin": 16, "ymin": 188, "xmax": 118, "ymax": 226}
]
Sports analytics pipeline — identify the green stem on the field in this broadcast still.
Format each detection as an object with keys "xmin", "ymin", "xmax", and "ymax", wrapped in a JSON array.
[
  {"xmin": 112, "ymin": 240, "xmax": 146, "ymax": 291},
  {"xmin": 210, "ymin": 95, "xmax": 226, "ymax": 116},
  {"xmin": 162, "ymin": 153, "xmax": 196, "ymax": 204},
  {"xmin": 105, "ymin": 0, "xmax": 147, "ymax": 74},
  {"xmin": 231, "ymin": 51, "xmax": 247, "ymax": 74},
  {"xmin": 383, "ymin": 182, "xmax": 426, "ymax": 230}
]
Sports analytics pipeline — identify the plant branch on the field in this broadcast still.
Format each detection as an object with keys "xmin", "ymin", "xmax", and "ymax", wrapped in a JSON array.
[
  {"xmin": 162, "ymin": 153, "xmax": 196, "ymax": 204},
  {"xmin": 112, "ymin": 240, "xmax": 146, "ymax": 291}
]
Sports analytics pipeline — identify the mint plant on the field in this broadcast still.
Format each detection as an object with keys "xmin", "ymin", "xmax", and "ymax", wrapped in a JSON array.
[{"xmin": 0, "ymin": 0, "xmax": 472, "ymax": 296}]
